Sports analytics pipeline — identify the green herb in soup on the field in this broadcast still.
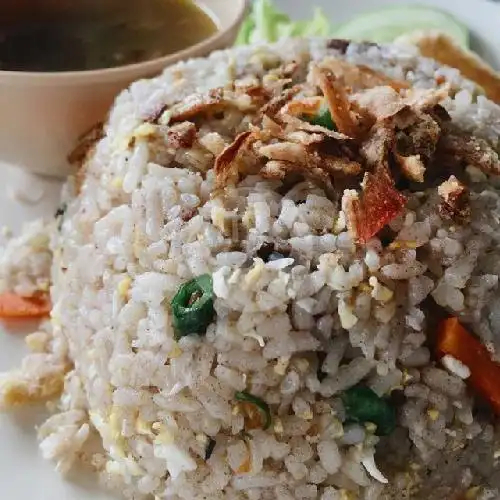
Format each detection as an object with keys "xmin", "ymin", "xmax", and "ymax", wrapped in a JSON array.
[{"xmin": 0, "ymin": 0, "xmax": 217, "ymax": 72}]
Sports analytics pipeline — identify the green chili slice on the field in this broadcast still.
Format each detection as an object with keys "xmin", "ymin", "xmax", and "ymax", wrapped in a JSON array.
[
  {"xmin": 304, "ymin": 107, "xmax": 336, "ymax": 130},
  {"xmin": 171, "ymin": 274, "xmax": 215, "ymax": 340},
  {"xmin": 342, "ymin": 385, "xmax": 396, "ymax": 436},
  {"xmin": 235, "ymin": 391, "xmax": 272, "ymax": 430}
]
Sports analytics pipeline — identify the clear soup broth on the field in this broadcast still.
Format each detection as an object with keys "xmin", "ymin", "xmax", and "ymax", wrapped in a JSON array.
[{"xmin": 0, "ymin": 0, "xmax": 217, "ymax": 72}]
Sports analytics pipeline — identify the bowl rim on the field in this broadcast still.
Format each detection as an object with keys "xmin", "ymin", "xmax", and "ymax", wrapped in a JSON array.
[{"xmin": 0, "ymin": 0, "xmax": 248, "ymax": 85}]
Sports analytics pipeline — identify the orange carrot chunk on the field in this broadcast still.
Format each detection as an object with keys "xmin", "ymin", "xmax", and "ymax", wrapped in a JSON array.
[
  {"xmin": 345, "ymin": 169, "xmax": 407, "ymax": 244},
  {"xmin": 0, "ymin": 292, "xmax": 51, "ymax": 319},
  {"xmin": 437, "ymin": 317, "xmax": 500, "ymax": 415}
]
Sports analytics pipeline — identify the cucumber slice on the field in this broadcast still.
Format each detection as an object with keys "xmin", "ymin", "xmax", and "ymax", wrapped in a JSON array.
[{"xmin": 334, "ymin": 5, "xmax": 469, "ymax": 48}]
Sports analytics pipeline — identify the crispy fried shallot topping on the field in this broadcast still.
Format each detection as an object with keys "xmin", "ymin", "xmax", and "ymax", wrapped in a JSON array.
[
  {"xmin": 438, "ymin": 175, "xmax": 471, "ymax": 222},
  {"xmin": 313, "ymin": 67, "xmax": 360, "ymax": 139},
  {"xmin": 237, "ymin": 84, "xmax": 272, "ymax": 108},
  {"xmin": 353, "ymin": 85, "xmax": 450, "ymax": 183},
  {"xmin": 68, "ymin": 122, "xmax": 104, "ymax": 166},
  {"xmin": 352, "ymin": 86, "xmax": 407, "ymax": 121},
  {"xmin": 320, "ymin": 58, "xmax": 409, "ymax": 92},
  {"xmin": 438, "ymin": 132, "xmax": 500, "ymax": 176},
  {"xmin": 361, "ymin": 125, "xmax": 393, "ymax": 168},
  {"xmin": 169, "ymin": 88, "xmax": 227, "ymax": 123},
  {"xmin": 156, "ymin": 54, "xmax": 498, "ymax": 245},
  {"xmin": 214, "ymin": 131, "xmax": 254, "ymax": 189},
  {"xmin": 69, "ymin": 122, "xmax": 104, "ymax": 195},
  {"xmin": 164, "ymin": 86, "xmax": 273, "ymax": 124},
  {"xmin": 166, "ymin": 122, "xmax": 197, "ymax": 149},
  {"xmin": 398, "ymin": 113, "xmax": 442, "ymax": 158},
  {"xmin": 282, "ymin": 97, "xmax": 324, "ymax": 119},
  {"xmin": 261, "ymin": 159, "xmax": 334, "ymax": 192},
  {"xmin": 259, "ymin": 141, "xmax": 361, "ymax": 177},
  {"xmin": 260, "ymin": 87, "xmax": 300, "ymax": 120},
  {"xmin": 395, "ymin": 153, "xmax": 426, "ymax": 183}
]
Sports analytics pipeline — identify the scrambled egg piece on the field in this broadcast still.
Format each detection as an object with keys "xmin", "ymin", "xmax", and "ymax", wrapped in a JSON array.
[{"xmin": 0, "ymin": 364, "xmax": 68, "ymax": 408}]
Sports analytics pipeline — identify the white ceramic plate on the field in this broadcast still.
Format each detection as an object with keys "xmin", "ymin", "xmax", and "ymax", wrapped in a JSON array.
[{"xmin": 1, "ymin": 0, "xmax": 500, "ymax": 498}]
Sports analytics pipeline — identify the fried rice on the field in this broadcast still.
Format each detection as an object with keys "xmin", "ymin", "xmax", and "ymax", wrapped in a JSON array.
[{"xmin": 2, "ymin": 38, "xmax": 500, "ymax": 500}]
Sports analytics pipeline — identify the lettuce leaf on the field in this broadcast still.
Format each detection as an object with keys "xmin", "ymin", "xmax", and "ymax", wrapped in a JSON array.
[
  {"xmin": 234, "ymin": 1, "xmax": 469, "ymax": 51},
  {"xmin": 235, "ymin": 0, "xmax": 332, "ymax": 46}
]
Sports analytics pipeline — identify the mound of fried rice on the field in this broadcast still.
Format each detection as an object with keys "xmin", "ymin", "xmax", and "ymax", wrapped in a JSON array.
[{"xmin": 2, "ymin": 38, "xmax": 500, "ymax": 500}]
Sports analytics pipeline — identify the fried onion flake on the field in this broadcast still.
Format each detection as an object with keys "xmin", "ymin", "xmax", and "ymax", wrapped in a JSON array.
[
  {"xmin": 214, "ymin": 131, "xmax": 255, "ymax": 190},
  {"xmin": 313, "ymin": 67, "xmax": 360, "ymax": 139}
]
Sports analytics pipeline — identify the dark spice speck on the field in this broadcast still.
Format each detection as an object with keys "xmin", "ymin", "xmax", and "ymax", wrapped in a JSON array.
[
  {"xmin": 317, "ymin": 352, "xmax": 328, "ymax": 382},
  {"xmin": 257, "ymin": 242, "xmax": 291, "ymax": 262},
  {"xmin": 54, "ymin": 204, "xmax": 67, "ymax": 219},
  {"xmin": 326, "ymin": 39, "xmax": 351, "ymax": 54},
  {"xmin": 205, "ymin": 438, "xmax": 216, "ymax": 460}
]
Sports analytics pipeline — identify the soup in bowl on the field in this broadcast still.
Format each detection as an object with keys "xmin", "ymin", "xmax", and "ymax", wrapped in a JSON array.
[{"xmin": 0, "ymin": 0, "xmax": 247, "ymax": 177}]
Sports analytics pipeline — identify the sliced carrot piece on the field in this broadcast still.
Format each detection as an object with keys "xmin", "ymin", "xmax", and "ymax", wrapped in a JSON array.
[
  {"xmin": 344, "ymin": 168, "xmax": 407, "ymax": 244},
  {"xmin": 0, "ymin": 292, "xmax": 51, "ymax": 319},
  {"xmin": 436, "ymin": 317, "xmax": 500, "ymax": 415}
]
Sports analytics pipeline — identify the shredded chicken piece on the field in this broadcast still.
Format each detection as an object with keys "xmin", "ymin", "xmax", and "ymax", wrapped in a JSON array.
[
  {"xmin": 261, "ymin": 159, "xmax": 333, "ymax": 192},
  {"xmin": 395, "ymin": 153, "xmax": 426, "ymax": 183},
  {"xmin": 439, "ymin": 132, "xmax": 500, "ymax": 176},
  {"xmin": 353, "ymin": 85, "xmax": 450, "ymax": 123},
  {"xmin": 395, "ymin": 112, "xmax": 442, "ymax": 171},
  {"xmin": 257, "ymin": 132, "xmax": 361, "ymax": 194},
  {"xmin": 68, "ymin": 122, "xmax": 104, "ymax": 195},
  {"xmin": 260, "ymin": 86, "xmax": 300, "ymax": 120},
  {"xmin": 427, "ymin": 104, "xmax": 452, "ymax": 127},
  {"xmin": 321, "ymin": 57, "xmax": 410, "ymax": 92},
  {"xmin": 259, "ymin": 141, "xmax": 309, "ymax": 164},
  {"xmin": 278, "ymin": 112, "xmax": 350, "ymax": 140},
  {"xmin": 313, "ymin": 67, "xmax": 360, "ymax": 138},
  {"xmin": 284, "ymin": 130, "xmax": 327, "ymax": 147},
  {"xmin": 405, "ymin": 84, "xmax": 452, "ymax": 110},
  {"xmin": 259, "ymin": 140, "xmax": 361, "ymax": 177},
  {"xmin": 156, "ymin": 84, "xmax": 270, "ymax": 125},
  {"xmin": 242, "ymin": 85, "xmax": 272, "ymax": 107},
  {"xmin": 438, "ymin": 175, "xmax": 471, "ymax": 222},
  {"xmin": 345, "ymin": 83, "xmax": 447, "ymax": 183},
  {"xmin": 361, "ymin": 110, "xmax": 438, "ymax": 182},
  {"xmin": 361, "ymin": 125, "xmax": 393, "ymax": 168},
  {"xmin": 352, "ymin": 86, "xmax": 407, "ymax": 121},
  {"xmin": 319, "ymin": 156, "xmax": 362, "ymax": 177},
  {"xmin": 269, "ymin": 62, "xmax": 302, "ymax": 81},
  {"xmin": 282, "ymin": 97, "xmax": 324, "ymax": 118},
  {"xmin": 343, "ymin": 168, "xmax": 407, "ymax": 243},
  {"xmin": 166, "ymin": 122, "xmax": 197, "ymax": 149},
  {"xmin": 259, "ymin": 115, "xmax": 283, "ymax": 138},
  {"xmin": 214, "ymin": 131, "xmax": 255, "ymax": 189},
  {"xmin": 68, "ymin": 122, "xmax": 104, "ymax": 167},
  {"xmin": 304, "ymin": 135, "xmax": 360, "ymax": 171},
  {"xmin": 169, "ymin": 88, "xmax": 227, "ymax": 123}
]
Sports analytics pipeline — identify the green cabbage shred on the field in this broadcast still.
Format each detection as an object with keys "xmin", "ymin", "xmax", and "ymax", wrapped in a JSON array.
[{"xmin": 235, "ymin": 0, "xmax": 332, "ymax": 46}]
